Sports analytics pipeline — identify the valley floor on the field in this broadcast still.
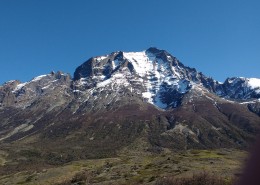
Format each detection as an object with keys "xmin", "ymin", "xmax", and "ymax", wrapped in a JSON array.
[{"xmin": 0, "ymin": 149, "xmax": 246, "ymax": 185}]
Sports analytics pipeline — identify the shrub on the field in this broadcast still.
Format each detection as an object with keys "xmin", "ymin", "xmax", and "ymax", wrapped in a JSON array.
[{"xmin": 155, "ymin": 172, "xmax": 233, "ymax": 185}]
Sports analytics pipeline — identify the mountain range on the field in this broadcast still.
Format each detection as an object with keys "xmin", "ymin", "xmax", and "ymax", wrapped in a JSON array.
[{"xmin": 0, "ymin": 47, "xmax": 260, "ymax": 171}]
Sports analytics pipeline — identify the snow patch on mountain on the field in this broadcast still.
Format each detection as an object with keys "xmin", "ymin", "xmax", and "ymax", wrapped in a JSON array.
[
  {"xmin": 248, "ymin": 78, "xmax": 260, "ymax": 89},
  {"xmin": 12, "ymin": 74, "xmax": 50, "ymax": 93},
  {"xmin": 122, "ymin": 51, "xmax": 190, "ymax": 108},
  {"xmin": 123, "ymin": 51, "xmax": 156, "ymax": 77},
  {"xmin": 31, "ymin": 74, "xmax": 48, "ymax": 82},
  {"xmin": 13, "ymin": 82, "xmax": 28, "ymax": 92},
  {"xmin": 96, "ymin": 72, "xmax": 130, "ymax": 88}
]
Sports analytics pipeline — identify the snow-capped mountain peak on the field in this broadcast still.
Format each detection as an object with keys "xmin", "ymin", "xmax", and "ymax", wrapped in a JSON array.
[
  {"xmin": 220, "ymin": 77, "xmax": 260, "ymax": 99},
  {"xmin": 1, "ymin": 48, "xmax": 260, "ymax": 110},
  {"xmin": 73, "ymin": 48, "xmax": 209, "ymax": 109}
]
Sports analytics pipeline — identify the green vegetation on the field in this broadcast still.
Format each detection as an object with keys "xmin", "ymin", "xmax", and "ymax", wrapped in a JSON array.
[
  {"xmin": 0, "ymin": 158, "xmax": 4, "ymax": 166},
  {"xmin": 0, "ymin": 149, "xmax": 246, "ymax": 185},
  {"xmin": 155, "ymin": 172, "xmax": 236, "ymax": 185},
  {"xmin": 0, "ymin": 150, "xmax": 7, "ymax": 166}
]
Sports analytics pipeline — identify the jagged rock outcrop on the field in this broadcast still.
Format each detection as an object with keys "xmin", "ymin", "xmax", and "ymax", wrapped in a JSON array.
[
  {"xmin": 248, "ymin": 102, "xmax": 260, "ymax": 116},
  {"xmin": 0, "ymin": 71, "xmax": 72, "ymax": 108}
]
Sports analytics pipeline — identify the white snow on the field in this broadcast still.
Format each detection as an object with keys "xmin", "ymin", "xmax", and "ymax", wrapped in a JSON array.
[
  {"xmin": 96, "ymin": 78, "xmax": 113, "ymax": 88},
  {"xmin": 95, "ymin": 56, "xmax": 108, "ymax": 62},
  {"xmin": 31, "ymin": 74, "xmax": 48, "ymax": 82},
  {"xmin": 96, "ymin": 71, "xmax": 130, "ymax": 88},
  {"xmin": 221, "ymin": 98, "xmax": 236, "ymax": 103},
  {"xmin": 142, "ymin": 92, "xmax": 153, "ymax": 100},
  {"xmin": 123, "ymin": 51, "xmax": 155, "ymax": 77},
  {"xmin": 12, "ymin": 82, "xmax": 27, "ymax": 92},
  {"xmin": 248, "ymin": 78, "xmax": 260, "ymax": 89},
  {"xmin": 228, "ymin": 78, "xmax": 235, "ymax": 83},
  {"xmin": 112, "ymin": 59, "xmax": 121, "ymax": 70},
  {"xmin": 12, "ymin": 74, "xmax": 49, "ymax": 93},
  {"xmin": 78, "ymin": 78, "xmax": 88, "ymax": 85},
  {"xmin": 239, "ymin": 101, "xmax": 257, "ymax": 105},
  {"xmin": 6, "ymin": 80, "xmax": 16, "ymax": 84},
  {"xmin": 42, "ymin": 84, "xmax": 51, "ymax": 90},
  {"xmin": 92, "ymin": 75, "xmax": 106, "ymax": 81}
]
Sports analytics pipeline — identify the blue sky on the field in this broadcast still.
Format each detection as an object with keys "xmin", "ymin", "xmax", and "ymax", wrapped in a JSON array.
[{"xmin": 0, "ymin": 0, "xmax": 259, "ymax": 84}]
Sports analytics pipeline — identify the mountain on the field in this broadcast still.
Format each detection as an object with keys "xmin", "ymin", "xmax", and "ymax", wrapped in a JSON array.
[
  {"xmin": 219, "ymin": 77, "xmax": 260, "ymax": 99},
  {"xmin": 0, "ymin": 47, "xmax": 260, "ymax": 172}
]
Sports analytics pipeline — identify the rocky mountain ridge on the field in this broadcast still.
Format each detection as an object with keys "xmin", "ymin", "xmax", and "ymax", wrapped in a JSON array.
[{"xmin": 1, "ymin": 47, "xmax": 259, "ymax": 110}]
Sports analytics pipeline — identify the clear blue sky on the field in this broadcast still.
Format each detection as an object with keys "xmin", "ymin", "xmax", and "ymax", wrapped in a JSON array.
[{"xmin": 0, "ymin": 0, "xmax": 260, "ymax": 84}]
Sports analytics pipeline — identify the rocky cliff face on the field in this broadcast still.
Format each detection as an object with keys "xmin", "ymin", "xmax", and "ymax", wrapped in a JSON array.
[{"xmin": 0, "ymin": 48, "xmax": 260, "ymax": 167}]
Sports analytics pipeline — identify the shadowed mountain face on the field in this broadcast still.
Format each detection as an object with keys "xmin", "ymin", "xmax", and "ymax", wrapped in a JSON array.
[{"xmin": 0, "ymin": 48, "xmax": 260, "ymax": 170}]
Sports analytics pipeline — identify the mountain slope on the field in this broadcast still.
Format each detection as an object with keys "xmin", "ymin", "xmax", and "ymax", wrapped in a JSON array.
[{"xmin": 0, "ymin": 48, "xmax": 260, "ymax": 174}]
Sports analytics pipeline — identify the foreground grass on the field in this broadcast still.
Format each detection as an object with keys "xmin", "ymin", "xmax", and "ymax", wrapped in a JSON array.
[
  {"xmin": 0, "ymin": 150, "xmax": 7, "ymax": 166},
  {"xmin": 155, "ymin": 172, "xmax": 236, "ymax": 185},
  {"xmin": 0, "ymin": 149, "xmax": 246, "ymax": 185}
]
